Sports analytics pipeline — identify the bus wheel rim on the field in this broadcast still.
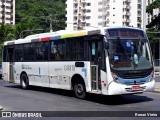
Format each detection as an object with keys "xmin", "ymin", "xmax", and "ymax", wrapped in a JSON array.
[
  {"xmin": 77, "ymin": 84, "xmax": 83, "ymax": 95},
  {"xmin": 22, "ymin": 79, "xmax": 26, "ymax": 87}
]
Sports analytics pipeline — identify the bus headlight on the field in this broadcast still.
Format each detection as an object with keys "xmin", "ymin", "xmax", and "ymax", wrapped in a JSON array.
[{"xmin": 111, "ymin": 72, "xmax": 119, "ymax": 83}]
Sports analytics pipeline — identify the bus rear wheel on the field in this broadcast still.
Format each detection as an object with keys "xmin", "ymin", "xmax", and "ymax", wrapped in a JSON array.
[
  {"xmin": 74, "ymin": 80, "xmax": 86, "ymax": 99},
  {"xmin": 20, "ymin": 74, "xmax": 29, "ymax": 90}
]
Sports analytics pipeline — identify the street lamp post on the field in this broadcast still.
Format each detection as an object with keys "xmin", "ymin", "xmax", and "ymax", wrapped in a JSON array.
[{"xmin": 19, "ymin": 29, "xmax": 44, "ymax": 38}]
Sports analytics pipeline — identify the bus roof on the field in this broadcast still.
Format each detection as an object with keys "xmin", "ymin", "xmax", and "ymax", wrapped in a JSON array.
[
  {"xmin": 3, "ymin": 26, "xmax": 144, "ymax": 46},
  {"xmin": 3, "ymin": 28, "xmax": 101, "ymax": 46}
]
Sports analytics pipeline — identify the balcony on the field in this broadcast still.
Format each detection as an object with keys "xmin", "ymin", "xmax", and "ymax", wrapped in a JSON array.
[
  {"xmin": 137, "ymin": 17, "xmax": 142, "ymax": 23},
  {"xmin": 137, "ymin": 13, "xmax": 141, "ymax": 17},
  {"xmin": 81, "ymin": 0, "xmax": 86, "ymax": 3},
  {"xmin": 123, "ymin": 5, "xmax": 131, "ymax": 9},
  {"xmin": 138, "ymin": 0, "xmax": 142, "ymax": 5},
  {"xmin": 123, "ymin": 11, "xmax": 131, "ymax": 16},
  {"xmin": 124, "ymin": 0, "xmax": 131, "ymax": 3},
  {"xmin": 73, "ymin": 0, "xmax": 78, "ymax": 3},
  {"xmin": 123, "ymin": 18, "xmax": 131, "ymax": 23},
  {"xmin": 137, "ymin": 4, "xmax": 142, "ymax": 11}
]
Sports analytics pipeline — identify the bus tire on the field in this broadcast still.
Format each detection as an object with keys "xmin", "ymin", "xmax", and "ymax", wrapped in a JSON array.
[
  {"xmin": 74, "ymin": 80, "xmax": 86, "ymax": 99},
  {"xmin": 20, "ymin": 74, "xmax": 29, "ymax": 90}
]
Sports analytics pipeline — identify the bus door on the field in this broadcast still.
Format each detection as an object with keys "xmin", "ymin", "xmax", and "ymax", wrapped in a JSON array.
[
  {"xmin": 89, "ymin": 40, "xmax": 103, "ymax": 91},
  {"xmin": 7, "ymin": 47, "xmax": 14, "ymax": 83}
]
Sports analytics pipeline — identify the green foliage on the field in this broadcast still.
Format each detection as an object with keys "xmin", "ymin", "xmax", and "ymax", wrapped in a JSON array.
[
  {"xmin": 0, "ymin": 0, "xmax": 66, "ymax": 62},
  {"xmin": 15, "ymin": 0, "xmax": 66, "ymax": 35},
  {"xmin": 146, "ymin": 14, "xmax": 160, "ymax": 30},
  {"xmin": 146, "ymin": 0, "xmax": 160, "ymax": 29},
  {"xmin": 146, "ymin": 0, "xmax": 160, "ymax": 14}
]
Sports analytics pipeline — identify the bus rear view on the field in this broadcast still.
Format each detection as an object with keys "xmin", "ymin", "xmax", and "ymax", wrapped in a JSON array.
[{"xmin": 103, "ymin": 27, "xmax": 155, "ymax": 95}]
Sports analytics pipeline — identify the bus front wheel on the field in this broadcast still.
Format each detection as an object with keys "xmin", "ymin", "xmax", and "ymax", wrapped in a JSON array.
[
  {"xmin": 20, "ymin": 74, "xmax": 29, "ymax": 89},
  {"xmin": 74, "ymin": 80, "xmax": 86, "ymax": 99}
]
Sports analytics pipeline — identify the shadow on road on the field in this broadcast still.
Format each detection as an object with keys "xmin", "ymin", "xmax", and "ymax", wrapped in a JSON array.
[
  {"xmin": 85, "ymin": 93, "xmax": 153, "ymax": 105},
  {"xmin": 5, "ymin": 84, "xmax": 153, "ymax": 105}
]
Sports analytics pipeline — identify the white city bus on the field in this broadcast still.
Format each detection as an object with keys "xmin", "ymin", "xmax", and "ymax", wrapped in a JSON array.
[{"xmin": 2, "ymin": 27, "xmax": 155, "ymax": 99}]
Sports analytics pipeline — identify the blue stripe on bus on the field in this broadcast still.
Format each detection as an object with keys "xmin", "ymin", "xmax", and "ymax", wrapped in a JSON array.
[{"xmin": 51, "ymin": 36, "xmax": 61, "ymax": 40}]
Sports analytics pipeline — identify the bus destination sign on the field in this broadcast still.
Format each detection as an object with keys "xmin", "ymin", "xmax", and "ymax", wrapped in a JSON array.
[{"xmin": 107, "ymin": 29, "xmax": 145, "ymax": 38}]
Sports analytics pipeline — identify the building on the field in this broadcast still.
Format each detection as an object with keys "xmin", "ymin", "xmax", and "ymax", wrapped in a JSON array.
[
  {"xmin": 0, "ymin": 0, "xmax": 15, "ymax": 25},
  {"xmin": 66, "ymin": 0, "xmax": 146, "ymax": 31},
  {"xmin": 146, "ymin": 0, "xmax": 160, "ymax": 26}
]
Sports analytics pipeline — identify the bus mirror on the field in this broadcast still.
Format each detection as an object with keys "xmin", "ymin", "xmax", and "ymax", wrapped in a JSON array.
[{"xmin": 104, "ymin": 41, "xmax": 109, "ymax": 49}]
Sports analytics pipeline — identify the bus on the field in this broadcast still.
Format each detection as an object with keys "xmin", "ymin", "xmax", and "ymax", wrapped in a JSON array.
[{"xmin": 2, "ymin": 27, "xmax": 155, "ymax": 99}]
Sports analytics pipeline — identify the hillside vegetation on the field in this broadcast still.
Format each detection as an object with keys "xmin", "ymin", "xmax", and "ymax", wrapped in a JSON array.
[{"xmin": 16, "ymin": 0, "xmax": 66, "ymax": 34}]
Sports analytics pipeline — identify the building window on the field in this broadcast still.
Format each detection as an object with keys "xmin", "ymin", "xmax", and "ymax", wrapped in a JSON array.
[
  {"xmin": 98, "ymin": 2, "xmax": 102, "ymax": 5},
  {"xmin": 98, "ymin": 16, "xmax": 102, "ymax": 19},
  {"xmin": 86, "ymin": 23, "xmax": 90, "ymax": 26},
  {"xmin": 86, "ymin": 9, "xmax": 91, "ymax": 13},
  {"xmin": 98, "ymin": 22, "xmax": 102, "ymax": 25},
  {"xmin": 86, "ymin": 3, "xmax": 91, "ymax": 6},
  {"xmin": 98, "ymin": 8, "xmax": 102, "ymax": 12},
  {"xmin": 86, "ymin": 16, "xmax": 91, "ymax": 20}
]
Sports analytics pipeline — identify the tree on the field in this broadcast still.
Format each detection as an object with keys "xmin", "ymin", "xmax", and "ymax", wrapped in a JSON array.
[
  {"xmin": 146, "ymin": 0, "xmax": 160, "ymax": 59},
  {"xmin": 146, "ymin": 0, "xmax": 160, "ymax": 29},
  {"xmin": 0, "ymin": 24, "xmax": 16, "ymax": 62},
  {"xmin": 15, "ymin": 0, "xmax": 66, "ymax": 35}
]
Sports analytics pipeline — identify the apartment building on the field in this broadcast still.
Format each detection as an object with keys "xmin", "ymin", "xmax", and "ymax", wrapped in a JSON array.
[
  {"xmin": 0, "ymin": 0, "xmax": 15, "ymax": 25},
  {"xmin": 66, "ymin": 0, "xmax": 146, "ymax": 31},
  {"xmin": 146, "ymin": 0, "xmax": 160, "ymax": 25}
]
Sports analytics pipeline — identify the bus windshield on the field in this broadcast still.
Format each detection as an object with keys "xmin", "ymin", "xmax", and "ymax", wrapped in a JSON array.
[{"xmin": 108, "ymin": 38, "xmax": 153, "ymax": 71}]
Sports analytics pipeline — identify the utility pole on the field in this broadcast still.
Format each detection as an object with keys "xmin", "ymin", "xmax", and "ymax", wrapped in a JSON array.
[
  {"xmin": 49, "ymin": 14, "xmax": 53, "ymax": 32},
  {"xmin": 143, "ymin": 0, "xmax": 146, "ymax": 32},
  {"xmin": 49, "ymin": 14, "xmax": 59, "ymax": 32}
]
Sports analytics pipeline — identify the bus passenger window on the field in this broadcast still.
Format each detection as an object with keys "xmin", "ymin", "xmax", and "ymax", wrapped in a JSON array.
[{"xmin": 50, "ymin": 40, "xmax": 65, "ymax": 61}]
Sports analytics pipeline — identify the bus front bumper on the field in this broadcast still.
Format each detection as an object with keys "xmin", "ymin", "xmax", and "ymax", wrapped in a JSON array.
[{"xmin": 107, "ymin": 80, "xmax": 155, "ymax": 95}]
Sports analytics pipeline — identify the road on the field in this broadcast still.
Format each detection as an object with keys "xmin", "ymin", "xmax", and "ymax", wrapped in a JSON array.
[
  {"xmin": 155, "ymin": 76, "xmax": 160, "ymax": 82},
  {"xmin": 0, "ymin": 79, "xmax": 160, "ymax": 120}
]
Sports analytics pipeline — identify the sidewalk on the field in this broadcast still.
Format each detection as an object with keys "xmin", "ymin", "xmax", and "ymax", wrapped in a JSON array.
[{"xmin": 154, "ymin": 82, "xmax": 160, "ymax": 93}]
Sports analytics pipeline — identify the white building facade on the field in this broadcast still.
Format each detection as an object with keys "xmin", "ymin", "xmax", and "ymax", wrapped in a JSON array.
[
  {"xmin": 66, "ymin": 0, "xmax": 146, "ymax": 31},
  {"xmin": 0, "ymin": 0, "xmax": 15, "ymax": 25}
]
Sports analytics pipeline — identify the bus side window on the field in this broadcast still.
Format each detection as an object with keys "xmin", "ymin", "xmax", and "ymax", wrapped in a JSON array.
[
  {"xmin": 35, "ymin": 42, "xmax": 44, "ymax": 61},
  {"xmin": 50, "ymin": 40, "xmax": 65, "ymax": 61},
  {"xmin": 3, "ymin": 46, "xmax": 7, "ymax": 62},
  {"xmin": 50, "ymin": 41, "xmax": 56, "ymax": 60},
  {"xmin": 43, "ymin": 42, "xmax": 49, "ymax": 61},
  {"xmin": 7, "ymin": 47, "xmax": 14, "ymax": 62},
  {"xmin": 14, "ymin": 45, "xmax": 23, "ymax": 61}
]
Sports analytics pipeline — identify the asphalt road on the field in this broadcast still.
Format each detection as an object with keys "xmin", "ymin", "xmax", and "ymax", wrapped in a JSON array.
[
  {"xmin": 155, "ymin": 76, "xmax": 160, "ymax": 82},
  {"xmin": 0, "ymin": 79, "xmax": 160, "ymax": 120}
]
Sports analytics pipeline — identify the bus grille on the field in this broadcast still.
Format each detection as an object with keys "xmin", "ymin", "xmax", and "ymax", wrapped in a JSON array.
[{"xmin": 119, "ymin": 69, "xmax": 152, "ymax": 79}]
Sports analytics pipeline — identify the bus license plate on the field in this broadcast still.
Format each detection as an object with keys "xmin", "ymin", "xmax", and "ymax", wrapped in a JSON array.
[{"xmin": 132, "ymin": 85, "xmax": 140, "ymax": 90}]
